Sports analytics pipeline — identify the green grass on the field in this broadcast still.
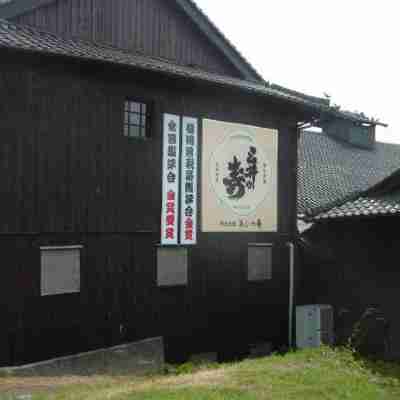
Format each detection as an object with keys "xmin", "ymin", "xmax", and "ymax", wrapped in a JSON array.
[{"xmin": 3, "ymin": 347, "xmax": 400, "ymax": 400}]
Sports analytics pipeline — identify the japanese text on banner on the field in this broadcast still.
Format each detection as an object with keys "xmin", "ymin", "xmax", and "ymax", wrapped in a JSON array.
[
  {"xmin": 161, "ymin": 114, "xmax": 181, "ymax": 245},
  {"xmin": 180, "ymin": 118, "xmax": 198, "ymax": 245}
]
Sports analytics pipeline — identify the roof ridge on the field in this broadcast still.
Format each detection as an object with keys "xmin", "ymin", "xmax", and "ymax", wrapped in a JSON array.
[
  {"xmin": 0, "ymin": 0, "xmax": 264, "ymax": 82},
  {"xmin": 177, "ymin": 0, "xmax": 264, "ymax": 82},
  {"xmin": 0, "ymin": 18, "xmax": 381, "ymax": 127},
  {"xmin": 301, "ymin": 129, "xmax": 400, "ymax": 149},
  {"xmin": 0, "ymin": 17, "xmax": 217, "ymax": 73},
  {"xmin": 301, "ymin": 130, "xmax": 325, "ymax": 137},
  {"xmin": 270, "ymin": 84, "xmax": 329, "ymax": 106},
  {"xmin": 298, "ymin": 131, "xmax": 400, "ymax": 221}
]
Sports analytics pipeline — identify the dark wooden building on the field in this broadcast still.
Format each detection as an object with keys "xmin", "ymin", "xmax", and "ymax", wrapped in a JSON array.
[
  {"xmin": 297, "ymin": 129, "xmax": 400, "ymax": 358},
  {"xmin": 0, "ymin": 0, "xmax": 376, "ymax": 366}
]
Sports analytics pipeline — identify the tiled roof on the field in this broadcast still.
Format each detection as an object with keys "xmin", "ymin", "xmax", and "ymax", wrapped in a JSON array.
[
  {"xmin": 298, "ymin": 131, "xmax": 400, "ymax": 219},
  {"xmin": 312, "ymin": 192, "xmax": 400, "ymax": 221},
  {"xmin": 0, "ymin": 19, "xmax": 377, "ymax": 125},
  {"xmin": 0, "ymin": 0, "xmax": 264, "ymax": 82}
]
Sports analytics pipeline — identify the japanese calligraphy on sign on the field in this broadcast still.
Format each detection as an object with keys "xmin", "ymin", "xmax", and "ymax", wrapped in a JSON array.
[
  {"xmin": 161, "ymin": 114, "xmax": 198, "ymax": 245},
  {"xmin": 180, "ymin": 118, "xmax": 198, "ymax": 245},
  {"xmin": 161, "ymin": 114, "xmax": 181, "ymax": 245},
  {"xmin": 222, "ymin": 146, "xmax": 258, "ymax": 199},
  {"xmin": 202, "ymin": 119, "xmax": 278, "ymax": 232}
]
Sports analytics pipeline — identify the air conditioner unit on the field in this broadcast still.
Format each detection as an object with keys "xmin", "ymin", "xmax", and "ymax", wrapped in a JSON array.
[{"xmin": 296, "ymin": 305, "xmax": 334, "ymax": 349}]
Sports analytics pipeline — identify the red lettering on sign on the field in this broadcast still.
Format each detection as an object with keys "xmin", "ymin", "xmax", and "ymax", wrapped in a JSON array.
[
  {"xmin": 184, "ymin": 217, "xmax": 194, "ymax": 241},
  {"xmin": 167, "ymin": 190, "xmax": 175, "ymax": 201},
  {"xmin": 166, "ymin": 227, "xmax": 174, "ymax": 239},
  {"xmin": 166, "ymin": 214, "xmax": 175, "ymax": 226},
  {"xmin": 185, "ymin": 218, "xmax": 193, "ymax": 230},
  {"xmin": 167, "ymin": 202, "xmax": 175, "ymax": 214}
]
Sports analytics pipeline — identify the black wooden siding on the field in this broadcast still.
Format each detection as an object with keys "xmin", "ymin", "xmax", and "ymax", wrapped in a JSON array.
[
  {"xmin": 0, "ymin": 51, "xmax": 298, "ymax": 366},
  {"xmin": 12, "ymin": 0, "xmax": 243, "ymax": 78},
  {"xmin": 299, "ymin": 219, "xmax": 400, "ymax": 359}
]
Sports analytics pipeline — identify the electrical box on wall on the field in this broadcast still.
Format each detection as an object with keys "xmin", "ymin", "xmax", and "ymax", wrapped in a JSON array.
[{"xmin": 296, "ymin": 305, "xmax": 334, "ymax": 349}]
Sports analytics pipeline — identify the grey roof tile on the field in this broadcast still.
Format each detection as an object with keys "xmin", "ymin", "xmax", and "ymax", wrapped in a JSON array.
[
  {"xmin": 312, "ymin": 191, "xmax": 400, "ymax": 221},
  {"xmin": 0, "ymin": 19, "xmax": 378, "ymax": 124},
  {"xmin": 298, "ymin": 131, "xmax": 400, "ymax": 219},
  {"xmin": 0, "ymin": 0, "xmax": 264, "ymax": 81}
]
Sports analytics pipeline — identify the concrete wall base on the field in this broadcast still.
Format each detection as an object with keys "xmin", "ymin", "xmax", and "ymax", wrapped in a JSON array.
[{"xmin": 0, "ymin": 337, "xmax": 164, "ymax": 377}]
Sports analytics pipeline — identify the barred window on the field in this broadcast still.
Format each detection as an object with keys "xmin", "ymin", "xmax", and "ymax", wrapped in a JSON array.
[{"xmin": 124, "ymin": 100, "xmax": 150, "ymax": 139}]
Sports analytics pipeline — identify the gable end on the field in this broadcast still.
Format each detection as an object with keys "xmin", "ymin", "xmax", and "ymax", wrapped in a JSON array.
[
  {"xmin": 0, "ymin": 0, "xmax": 263, "ymax": 82},
  {"xmin": 174, "ymin": 0, "xmax": 263, "ymax": 82}
]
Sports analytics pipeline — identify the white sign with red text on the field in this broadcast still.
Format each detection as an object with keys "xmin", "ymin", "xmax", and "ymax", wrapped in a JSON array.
[
  {"xmin": 161, "ymin": 114, "xmax": 181, "ymax": 245},
  {"xmin": 180, "ymin": 117, "xmax": 198, "ymax": 245}
]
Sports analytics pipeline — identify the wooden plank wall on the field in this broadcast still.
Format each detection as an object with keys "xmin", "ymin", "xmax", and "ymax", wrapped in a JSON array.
[
  {"xmin": 299, "ymin": 218, "xmax": 400, "ymax": 359},
  {"xmin": 0, "ymin": 232, "xmax": 159, "ymax": 365},
  {"xmin": 0, "ymin": 52, "xmax": 298, "ymax": 365},
  {"xmin": 12, "ymin": 0, "xmax": 242, "ymax": 78}
]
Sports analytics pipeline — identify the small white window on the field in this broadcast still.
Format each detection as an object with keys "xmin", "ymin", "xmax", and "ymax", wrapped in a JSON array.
[
  {"xmin": 41, "ymin": 246, "xmax": 82, "ymax": 296},
  {"xmin": 157, "ymin": 247, "xmax": 188, "ymax": 287},
  {"xmin": 248, "ymin": 244, "xmax": 273, "ymax": 281}
]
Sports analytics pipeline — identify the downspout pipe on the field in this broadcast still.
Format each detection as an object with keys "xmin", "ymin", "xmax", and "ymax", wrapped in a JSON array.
[{"xmin": 287, "ymin": 242, "xmax": 295, "ymax": 348}]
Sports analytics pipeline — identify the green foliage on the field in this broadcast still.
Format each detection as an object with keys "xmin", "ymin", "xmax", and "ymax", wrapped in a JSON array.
[
  {"xmin": 5, "ymin": 347, "xmax": 400, "ymax": 400},
  {"xmin": 164, "ymin": 360, "xmax": 221, "ymax": 376},
  {"xmin": 123, "ymin": 388, "xmax": 257, "ymax": 400},
  {"xmin": 348, "ymin": 308, "xmax": 389, "ymax": 359},
  {"xmin": 0, "ymin": 370, "xmax": 13, "ymax": 378}
]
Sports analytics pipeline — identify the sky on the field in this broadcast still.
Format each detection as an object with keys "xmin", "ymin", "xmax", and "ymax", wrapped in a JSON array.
[{"xmin": 195, "ymin": 0, "xmax": 400, "ymax": 144}]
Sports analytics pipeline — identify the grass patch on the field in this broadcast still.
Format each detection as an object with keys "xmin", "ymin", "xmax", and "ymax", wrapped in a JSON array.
[
  {"xmin": 2, "ymin": 347, "xmax": 400, "ymax": 399},
  {"xmin": 0, "ymin": 370, "xmax": 13, "ymax": 379},
  {"xmin": 164, "ymin": 361, "xmax": 221, "ymax": 376}
]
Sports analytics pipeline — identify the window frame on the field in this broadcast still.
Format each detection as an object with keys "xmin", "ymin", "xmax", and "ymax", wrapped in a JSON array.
[
  {"xmin": 40, "ymin": 245, "xmax": 83, "ymax": 296},
  {"xmin": 123, "ymin": 98, "xmax": 152, "ymax": 140},
  {"xmin": 247, "ymin": 243, "xmax": 273, "ymax": 282},
  {"xmin": 156, "ymin": 246, "xmax": 189, "ymax": 287}
]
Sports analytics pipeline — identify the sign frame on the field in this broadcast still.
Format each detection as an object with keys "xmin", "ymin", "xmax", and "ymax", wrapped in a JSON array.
[
  {"xmin": 180, "ymin": 117, "xmax": 199, "ymax": 245},
  {"xmin": 201, "ymin": 118, "xmax": 278, "ymax": 233},
  {"xmin": 161, "ymin": 114, "xmax": 181, "ymax": 245}
]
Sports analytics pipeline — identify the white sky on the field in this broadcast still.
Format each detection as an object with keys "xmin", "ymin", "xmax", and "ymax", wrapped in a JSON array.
[{"xmin": 196, "ymin": 0, "xmax": 400, "ymax": 144}]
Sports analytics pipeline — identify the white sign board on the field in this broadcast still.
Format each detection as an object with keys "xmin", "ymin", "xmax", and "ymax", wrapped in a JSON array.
[
  {"xmin": 202, "ymin": 119, "xmax": 278, "ymax": 232},
  {"xmin": 180, "ymin": 117, "xmax": 198, "ymax": 245},
  {"xmin": 161, "ymin": 114, "xmax": 181, "ymax": 245}
]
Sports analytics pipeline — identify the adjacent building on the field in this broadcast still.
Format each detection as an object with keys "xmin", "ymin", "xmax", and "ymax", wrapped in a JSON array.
[{"xmin": 298, "ymin": 128, "xmax": 400, "ymax": 358}]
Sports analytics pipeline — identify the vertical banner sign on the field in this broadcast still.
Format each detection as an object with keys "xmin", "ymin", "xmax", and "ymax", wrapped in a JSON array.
[
  {"xmin": 161, "ymin": 114, "xmax": 181, "ymax": 245},
  {"xmin": 180, "ymin": 117, "xmax": 198, "ymax": 245}
]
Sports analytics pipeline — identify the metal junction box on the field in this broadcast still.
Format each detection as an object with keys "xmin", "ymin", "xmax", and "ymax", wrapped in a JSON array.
[{"xmin": 296, "ymin": 305, "xmax": 334, "ymax": 349}]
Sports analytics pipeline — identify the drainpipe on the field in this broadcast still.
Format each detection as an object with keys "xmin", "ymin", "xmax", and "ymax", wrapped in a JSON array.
[{"xmin": 287, "ymin": 242, "xmax": 295, "ymax": 348}]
